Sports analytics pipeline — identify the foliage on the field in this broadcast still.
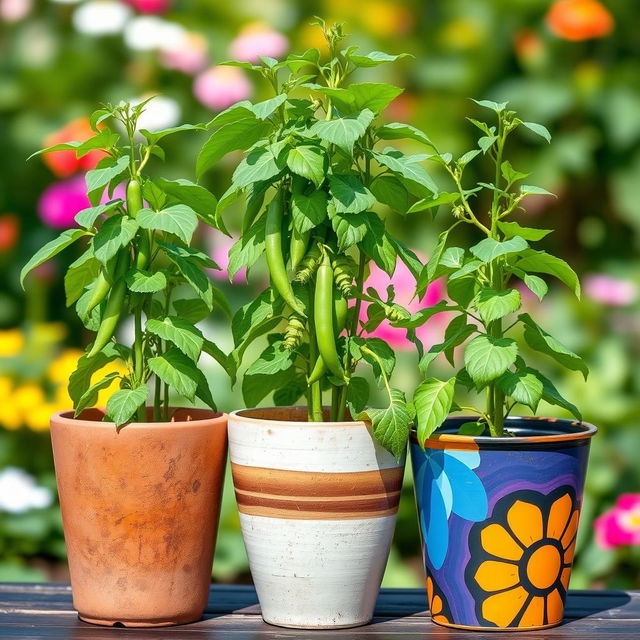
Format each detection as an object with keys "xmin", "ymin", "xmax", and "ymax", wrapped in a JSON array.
[
  {"xmin": 20, "ymin": 103, "xmax": 230, "ymax": 426},
  {"xmin": 197, "ymin": 21, "xmax": 436, "ymax": 457},
  {"xmin": 413, "ymin": 101, "xmax": 588, "ymax": 440}
]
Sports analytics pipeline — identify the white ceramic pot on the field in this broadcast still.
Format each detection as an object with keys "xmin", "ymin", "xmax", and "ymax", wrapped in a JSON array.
[{"xmin": 228, "ymin": 407, "xmax": 406, "ymax": 629}]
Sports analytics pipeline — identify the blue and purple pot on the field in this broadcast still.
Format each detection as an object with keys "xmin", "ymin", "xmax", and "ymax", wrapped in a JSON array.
[{"xmin": 411, "ymin": 416, "xmax": 597, "ymax": 632}]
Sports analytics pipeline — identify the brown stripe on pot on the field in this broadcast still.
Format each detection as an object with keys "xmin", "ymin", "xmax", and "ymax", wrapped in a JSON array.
[{"xmin": 231, "ymin": 464, "xmax": 403, "ymax": 520}]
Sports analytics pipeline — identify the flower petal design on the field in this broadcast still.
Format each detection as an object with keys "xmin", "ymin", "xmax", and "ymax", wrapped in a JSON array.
[
  {"xmin": 482, "ymin": 586, "xmax": 529, "ymax": 627},
  {"xmin": 448, "ymin": 448, "xmax": 481, "ymax": 469},
  {"xmin": 474, "ymin": 560, "xmax": 519, "ymax": 591},
  {"xmin": 519, "ymin": 596, "xmax": 545, "ymax": 627},
  {"xmin": 426, "ymin": 473, "xmax": 450, "ymax": 570},
  {"xmin": 561, "ymin": 511, "xmax": 579, "ymax": 549},
  {"xmin": 444, "ymin": 454, "xmax": 488, "ymax": 522},
  {"xmin": 480, "ymin": 523, "xmax": 524, "ymax": 561},
  {"xmin": 546, "ymin": 588, "xmax": 565, "ymax": 624},
  {"xmin": 547, "ymin": 492, "xmax": 573, "ymax": 538},
  {"xmin": 507, "ymin": 500, "xmax": 544, "ymax": 546}
]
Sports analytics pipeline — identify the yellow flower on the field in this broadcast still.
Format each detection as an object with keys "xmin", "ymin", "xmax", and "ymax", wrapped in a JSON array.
[
  {"xmin": 25, "ymin": 403, "xmax": 57, "ymax": 432},
  {"xmin": 93, "ymin": 361, "xmax": 128, "ymax": 407},
  {"xmin": 0, "ymin": 329, "xmax": 25, "ymax": 357},
  {"xmin": 440, "ymin": 18, "xmax": 484, "ymax": 50},
  {"xmin": 47, "ymin": 349, "xmax": 84, "ymax": 385},
  {"xmin": 14, "ymin": 384, "xmax": 45, "ymax": 410},
  {"xmin": 54, "ymin": 384, "xmax": 73, "ymax": 411},
  {"xmin": 0, "ymin": 402, "xmax": 23, "ymax": 431},
  {"xmin": 0, "ymin": 376, "xmax": 13, "ymax": 399}
]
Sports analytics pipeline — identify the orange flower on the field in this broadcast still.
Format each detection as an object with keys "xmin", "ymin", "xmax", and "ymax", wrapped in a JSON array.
[
  {"xmin": 0, "ymin": 214, "xmax": 19, "ymax": 252},
  {"xmin": 426, "ymin": 575, "xmax": 450, "ymax": 625},
  {"xmin": 42, "ymin": 118, "xmax": 106, "ymax": 178},
  {"xmin": 546, "ymin": 0, "xmax": 614, "ymax": 41},
  {"xmin": 467, "ymin": 487, "xmax": 579, "ymax": 629}
]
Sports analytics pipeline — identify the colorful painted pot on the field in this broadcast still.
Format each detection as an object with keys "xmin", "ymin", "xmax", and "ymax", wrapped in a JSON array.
[
  {"xmin": 411, "ymin": 416, "xmax": 597, "ymax": 632},
  {"xmin": 228, "ymin": 407, "xmax": 405, "ymax": 629}
]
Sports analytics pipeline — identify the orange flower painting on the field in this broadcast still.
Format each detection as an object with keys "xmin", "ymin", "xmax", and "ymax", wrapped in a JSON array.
[{"xmin": 466, "ymin": 487, "xmax": 580, "ymax": 629}]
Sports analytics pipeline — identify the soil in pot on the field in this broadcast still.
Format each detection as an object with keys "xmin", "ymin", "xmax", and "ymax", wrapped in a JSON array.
[
  {"xmin": 228, "ymin": 406, "xmax": 405, "ymax": 629},
  {"xmin": 50, "ymin": 407, "xmax": 228, "ymax": 627},
  {"xmin": 411, "ymin": 416, "xmax": 596, "ymax": 632}
]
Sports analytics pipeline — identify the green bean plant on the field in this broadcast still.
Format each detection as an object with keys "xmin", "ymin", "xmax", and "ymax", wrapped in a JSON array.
[
  {"xmin": 21, "ymin": 101, "xmax": 231, "ymax": 426},
  {"xmin": 412, "ymin": 100, "xmax": 588, "ymax": 443},
  {"xmin": 198, "ymin": 21, "xmax": 437, "ymax": 458}
]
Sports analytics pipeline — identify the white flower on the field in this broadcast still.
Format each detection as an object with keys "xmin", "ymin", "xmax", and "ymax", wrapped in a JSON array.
[
  {"xmin": 123, "ymin": 15, "xmax": 184, "ymax": 51},
  {"xmin": 132, "ymin": 94, "xmax": 181, "ymax": 132},
  {"xmin": 0, "ymin": 467, "xmax": 53, "ymax": 514},
  {"xmin": 72, "ymin": 0, "xmax": 132, "ymax": 36}
]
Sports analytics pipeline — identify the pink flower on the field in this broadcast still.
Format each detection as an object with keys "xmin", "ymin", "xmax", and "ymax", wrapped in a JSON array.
[
  {"xmin": 360, "ymin": 258, "xmax": 448, "ymax": 351},
  {"xmin": 0, "ymin": 0, "xmax": 32, "ymax": 23},
  {"xmin": 193, "ymin": 66, "xmax": 252, "ymax": 111},
  {"xmin": 124, "ymin": 0, "xmax": 171, "ymax": 14},
  {"xmin": 160, "ymin": 31, "xmax": 208, "ymax": 74},
  {"xmin": 595, "ymin": 494, "xmax": 640, "ymax": 549},
  {"xmin": 228, "ymin": 23, "xmax": 288, "ymax": 63},
  {"xmin": 206, "ymin": 230, "xmax": 245, "ymax": 283},
  {"xmin": 584, "ymin": 274, "xmax": 638, "ymax": 307},
  {"xmin": 38, "ymin": 176, "xmax": 90, "ymax": 229}
]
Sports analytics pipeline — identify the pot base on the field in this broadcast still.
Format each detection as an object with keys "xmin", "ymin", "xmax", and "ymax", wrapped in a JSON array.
[
  {"xmin": 263, "ymin": 617, "xmax": 372, "ymax": 630},
  {"xmin": 79, "ymin": 614, "xmax": 201, "ymax": 628},
  {"xmin": 431, "ymin": 618, "xmax": 562, "ymax": 633}
]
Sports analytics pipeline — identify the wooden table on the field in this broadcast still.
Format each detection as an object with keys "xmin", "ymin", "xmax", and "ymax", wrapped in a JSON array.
[{"xmin": 1, "ymin": 583, "xmax": 638, "ymax": 638}]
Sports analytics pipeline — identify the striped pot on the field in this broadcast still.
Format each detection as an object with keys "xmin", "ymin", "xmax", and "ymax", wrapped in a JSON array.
[{"xmin": 228, "ymin": 407, "xmax": 405, "ymax": 629}]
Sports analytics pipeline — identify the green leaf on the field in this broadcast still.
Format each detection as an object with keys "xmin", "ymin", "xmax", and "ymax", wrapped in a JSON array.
[
  {"xmin": 391, "ymin": 300, "xmax": 451, "ymax": 329},
  {"xmin": 156, "ymin": 240, "xmax": 218, "ymax": 269},
  {"xmin": 498, "ymin": 221, "xmax": 552, "ymax": 241},
  {"xmin": 515, "ymin": 250, "xmax": 581, "ymax": 297},
  {"xmin": 472, "ymin": 98, "xmax": 508, "ymax": 112},
  {"xmin": 160, "ymin": 243, "xmax": 213, "ymax": 308},
  {"xmin": 520, "ymin": 184, "xmax": 555, "ymax": 197},
  {"xmin": 520, "ymin": 121, "xmax": 551, "ymax": 143},
  {"xmin": 173, "ymin": 298, "xmax": 210, "ymax": 323},
  {"xmin": 291, "ymin": 189, "xmax": 327, "ymax": 234},
  {"xmin": 203, "ymin": 339, "xmax": 237, "ymax": 385},
  {"xmin": 370, "ymin": 176, "xmax": 409, "ymax": 213},
  {"xmin": 286, "ymin": 145, "xmax": 327, "ymax": 187},
  {"xmin": 371, "ymin": 150, "xmax": 438, "ymax": 196},
  {"xmin": 520, "ymin": 313, "xmax": 589, "ymax": 379},
  {"xmin": 346, "ymin": 50, "xmax": 411, "ymax": 68},
  {"xmin": 500, "ymin": 160, "xmax": 530, "ymax": 185},
  {"xmin": 246, "ymin": 342, "xmax": 294, "ymax": 376},
  {"xmin": 330, "ymin": 210, "xmax": 368, "ymax": 251},
  {"xmin": 75, "ymin": 201, "xmax": 121, "ymax": 229},
  {"xmin": 74, "ymin": 372, "xmax": 120, "ymax": 417},
  {"xmin": 228, "ymin": 215, "xmax": 266, "ymax": 280},
  {"xmin": 105, "ymin": 386, "xmax": 148, "ymax": 428},
  {"xmin": 464, "ymin": 335, "xmax": 518, "ymax": 385},
  {"xmin": 440, "ymin": 247, "xmax": 465, "ymax": 270},
  {"xmin": 348, "ymin": 83, "xmax": 403, "ymax": 113},
  {"xmin": 328, "ymin": 174, "xmax": 376, "ymax": 214},
  {"xmin": 458, "ymin": 149, "xmax": 481, "ymax": 166},
  {"xmin": 470, "ymin": 236, "xmax": 529, "ymax": 263},
  {"xmin": 388, "ymin": 236, "xmax": 423, "ymax": 281},
  {"xmin": 311, "ymin": 110, "xmax": 374, "ymax": 153},
  {"xmin": 377, "ymin": 122, "xmax": 434, "ymax": 147},
  {"xmin": 273, "ymin": 377, "xmax": 307, "ymax": 406},
  {"xmin": 232, "ymin": 146, "xmax": 283, "ymax": 188},
  {"xmin": 478, "ymin": 135, "xmax": 498, "ymax": 153},
  {"xmin": 414, "ymin": 377, "xmax": 456, "ymax": 445},
  {"xmin": 458, "ymin": 421, "xmax": 485, "ymax": 435},
  {"xmin": 538, "ymin": 372, "xmax": 582, "ymax": 420},
  {"xmin": 196, "ymin": 118, "xmax": 269, "ymax": 178},
  {"xmin": 232, "ymin": 290, "xmax": 280, "ymax": 345},
  {"xmin": 450, "ymin": 260, "xmax": 482, "ymax": 280},
  {"xmin": 28, "ymin": 128, "xmax": 117, "ymax": 160},
  {"xmin": 353, "ymin": 337, "xmax": 396, "ymax": 381},
  {"xmin": 126, "ymin": 269, "xmax": 167, "ymax": 293},
  {"xmin": 155, "ymin": 179, "xmax": 218, "ymax": 225},
  {"xmin": 417, "ymin": 228, "xmax": 451, "ymax": 294},
  {"xmin": 475, "ymin": 289, "xmax": 522, "ymax": 324},
  {"xmin": 69, "ymin": 344, "xmax": 120, "ymax": 405},
  {"xmin": 137, "ymin": 204, "xmax": 198, "ymax": 244},
  {"xmin": 361, "ymin": 213, "xmax": 397, "ymax": 275},
  {"xmin": 408, "ymin": 192, "xmax": 459, "ymax": 213},
  {"xmin": 140, "ymin": 123, "xmax": 205, "ymax": 145},
  {"xmin": 146, "ymin": 317, "xmax": 204, "ymax": 362},
  {"xmin": 93, "ymin": 216, "xmax": 138, "ymax": 265},
  {"xmin": 447, "ymin": 276, "xmax": 477, "ymax": 307},
  {"xmin": 193, "ymin": 366, "xmax": 217, "ymax": 412},
  {"xmin": 242, "ymin": 368, "xmax": 297, "ymax": 407},
  {"xmin": 497, "ymin": 368, "xmax": 543, "ymax": 411},
  {"xmin": 249, "ymin": 94, "xmax": 288, "ymax": 120},
  {"xmin": 346, "ymin": 377, "xmax": 369, "ymax": 415},
  {"xmin": 357, "ymin": 389, "xmax": 411, "ymax": 459},
  {"xmin": 85, "ymin": 156, "xmax": 129, "ymax": 205},
  {"xmin": 21, "ymin": 229, "xmax": 89, "ymax": 287},
  {"xmin": 206, "ymin": 101, "xmax": 255, "ymax": 127},
  {"xmin": 148, "ymin": 348, "xmax": 200, "ymax": 400},
  {"xmin": 64, "ymin": 250, "xmax": 101, "ymax": 306}
]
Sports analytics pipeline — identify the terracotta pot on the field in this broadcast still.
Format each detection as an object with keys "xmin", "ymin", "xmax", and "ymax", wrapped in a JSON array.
[
  {"xmin": 228, "ymin": 407, "xmax": 405, "ymax": 629},
  {"xmin": 411, "ymin": 416, "xmax": 597, "ymax": 632},
  {"xmin": 50, "ymin": 407, "xmax": 228, "ymax": 627}
]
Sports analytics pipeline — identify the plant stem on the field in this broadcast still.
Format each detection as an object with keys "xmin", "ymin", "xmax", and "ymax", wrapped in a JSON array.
[
  {"xmin": 307, "ymin": 282, "xmax": 324, "ymax": 422},
  {"xmin": 133, "ymin": 305, "xmax": 145, "ymax": 422},
  {"xmin": 330, "ymin": 386, "xmax": 340, "ymax": 422}
]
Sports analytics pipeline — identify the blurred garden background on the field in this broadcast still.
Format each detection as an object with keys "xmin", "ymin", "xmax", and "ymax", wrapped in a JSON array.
[{"xmin": 1, "ymin": 0, "xmax": 639, "ymax": 588}]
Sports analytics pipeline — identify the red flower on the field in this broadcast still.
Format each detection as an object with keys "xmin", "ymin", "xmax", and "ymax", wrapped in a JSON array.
[
  {"xmin": 546, "ymin": 0, "xmax": 614, "ymax": 41},
  {"xmin": 42, "ymin": 118, "xmax": 105, "ymax": 178}
]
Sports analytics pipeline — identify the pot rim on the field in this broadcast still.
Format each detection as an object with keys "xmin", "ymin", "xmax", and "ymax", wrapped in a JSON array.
[
  {"xmin": 411, "ymin": 415, "xmax": 597, "ymax": 446},
  {"xmin": 230, "ymin": 406, "xmax": 364, "ymax": 428},
  {"xmin": 52, "ymin": 407, "xmax": 225, "ymax": 430}
]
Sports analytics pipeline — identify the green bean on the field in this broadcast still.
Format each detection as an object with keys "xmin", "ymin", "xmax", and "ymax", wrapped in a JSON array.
[
  {"xmin": 289, "ymin": 229, "xmax": 310, "ymax": 273},
  {"xmin": 314, "ymin": 253, "xmax": 345, "ymax": 381},
  {"xmin": 294, "ymin": 243, "xmax": 322, "ymax": 284},
  {"xmin": 126, "ymin": 179, "xmax": 151, "ymax": 270},
  {"xmin": 86, "ymin": 253, "xmax": 130, "ymax": 358},
  {"xmin": 85, "ymin": 252, "xmax": 127, "ymax": 315},
  {"xmin": 265, "ymin": 193, "xmax": 304, "ymax": 315}
]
